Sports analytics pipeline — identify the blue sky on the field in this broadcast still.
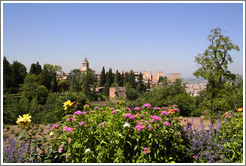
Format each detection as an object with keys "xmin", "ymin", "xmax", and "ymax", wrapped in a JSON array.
[{"xmin": 3, "ymin": 2, "xmax": 244, "ymax": 78}]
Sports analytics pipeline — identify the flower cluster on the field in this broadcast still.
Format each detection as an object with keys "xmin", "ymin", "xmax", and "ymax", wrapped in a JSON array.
[{"xmin": 16, "ymin": 114, "xmax": 32, "ymax": 127}]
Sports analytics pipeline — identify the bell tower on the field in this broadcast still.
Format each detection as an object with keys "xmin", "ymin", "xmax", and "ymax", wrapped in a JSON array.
[{"xmin": 81, "ymin": 57, "xmax": 89, "ymax": 71}]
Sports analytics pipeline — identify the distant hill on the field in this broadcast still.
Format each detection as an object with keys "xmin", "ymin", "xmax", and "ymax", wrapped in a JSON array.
[{"xmin": 182, "ymin": 77, "xmax": 207, "ymax": 84}]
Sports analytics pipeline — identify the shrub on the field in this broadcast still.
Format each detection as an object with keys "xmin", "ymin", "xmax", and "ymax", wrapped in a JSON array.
[{"xmin": 48, "ymin": 101, "xmax": 190, "ymax": 163}]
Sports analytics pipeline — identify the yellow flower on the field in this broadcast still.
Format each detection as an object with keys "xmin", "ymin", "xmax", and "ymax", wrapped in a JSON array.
[
  {"xmin": 63, "ymin": 100, "xmax": 73, "ymax": 110},
  {"xmin": 16, "ymin": 114, "xmax": 31, "ymax": 127},
  {"xmin": 50, "ymin": 131, "xmax": 54, "ymax": 136}
]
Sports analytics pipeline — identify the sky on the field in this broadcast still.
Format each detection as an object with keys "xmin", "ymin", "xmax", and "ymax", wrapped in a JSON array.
[{"xmin": 2, "ymin": 2, "xmax": 244, "ymax": 78}]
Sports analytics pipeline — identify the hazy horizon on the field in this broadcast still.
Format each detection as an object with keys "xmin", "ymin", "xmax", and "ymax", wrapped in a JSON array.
[{"xmin": 3, "ymin": 2, "xmax": 244, "ymax": 78}]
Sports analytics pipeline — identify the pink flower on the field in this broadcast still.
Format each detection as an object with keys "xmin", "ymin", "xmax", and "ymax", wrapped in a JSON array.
[
  {"xmin": 72, "ymin": 119, "xmax": 76, "ymax": 121},
  {"xmin": 154, "ymin": 107, "xmax": 161, "ymax": 110},
  {"xmin": 99, "ymin": 123, "xmax": 105, "ymax": 127},
  {"xmin": 163, "ymin": 121, "xmax": 170, "ymax": 126},
  {"xmin": 143, "ymin": 103, "xmax": 151, "ymax": 108},
  {"xmin": 151, "ymin": 115, "xmax": 162, "ymax": 122},
  {"xmin": 111, "ymin": 111, "xmax": 117, "ymax": 114},
  {"xmin": 144, "ymin": 121, "xmax": 149, "ymax": 124},
  {"xmin": 226, "ymin": 115, "xmax": 231, "ymax": 119},
  {"xmin": 67, "ymin": 127, "xmax": 74, "ymax": 133},
  {"xmin": 135, "ymin": 125, "xmax": 145, "ymax": 132},
  {"xmin": 124, "ymin": 113, "xmax": 132, "ymax": 119},
  {"xmin": 58, "ymin": 145, "xmax": 64, "ymax": 153},
  {"xmin": 65, "ymin": 118, "xmax": 71, "ymax": 122},
  {"xmin": 143, "ymin": 147, "xmax": 149, "ymax": 150},
  {"xmin": 125, "ymin": 107, "xmax": 131, "ymax": 111},
  {"xmin": 74, "ymin": 125, "xmax": 77, "ymax": 127},
  {"xmin": 160, "ymin": 111, "xmax": 168, "ymax": 116},
  {"xmin": 74, "ymin": 110, "xmax": 83, "ymax": 115},
  {"xmin": 94, "ymin": 107, "xmax": 99, "ymax": 109},
  {"xmin": 148, "ymin": 125, "xmax": 151, "ymax": 130},
  {"xmin": 111, "ymin": 108, "xmax": 114, "ymax": 110},
  {"xmin": 137, "ymin": 121, "xmax": 143, "ymax": 125},
  {"xmin": 52, "ymin": 124, "xmax": 59, "ymax": 129},
  {"xmin": 162, "ymin": 107, "xmax": 166, "ymax": 109},
  {"xmin": 80, "ymin": 121, "xmax": 87, "ymax": 127},
  {"xmin": 144, "ymin": 151, "xmax": 149, "ymax": 153},
  {"xmin": 63, "ymin": 126, "xmax": 68, "ymax": 131},
  {"xmin": 134, "ymin": 107, "xmax": 140, "ymax": 111}
]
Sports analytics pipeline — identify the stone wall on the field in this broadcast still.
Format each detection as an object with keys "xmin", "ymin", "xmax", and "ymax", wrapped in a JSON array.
[
  {"xmin": 109, "ymin": 87, "xmax": 127, "ymax": 99},
  {"xmin": 167, "ymin": 73, "xmax": 181, "ymax": 83}
]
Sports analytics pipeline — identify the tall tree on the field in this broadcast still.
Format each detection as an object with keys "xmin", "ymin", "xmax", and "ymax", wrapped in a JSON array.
[
  {"xmin": 36, "ymin": 62, "xmax": 42, "ymax": 75},
  {"xmin": 69, "ymin": 69, "xmax": 82, "ymax": 92},
  {"xmin": 129, "ymin": 70, "xmax": 137, "ymax": 89},
  {"xmin": 10, "ymin": 60, "xmax": 27, "ymax": 88},
  {"xmin": 136, "ymin": 72, "xmax": 146, "ymax": 93},
  {"xmin": 114, "ymin": 70, "xmax": 121, "ymax": 86},
  {"xmin": 3, "ymin": 57, "xmax": 12, "ymax": 89},
  {"xmin": 81, "ymin": 71, "xmax": 94, "ymax": 97},
  {"xmin": 193, "ymin": 27, "xmax": 239, "ymax": 114},
  {"xmin": 52, "ymin": 71, "xmax": 58, "ymax": 92},
  {"xmin": 29, "ymin": 63, "xmax": 37, "ymax": 75},
  {"xmin": 106, "ymin": 68, "xmax": 113, "ymax": 87},
  {"xmin": 99, "ymin": 66, "xmax": 106, "ymax": 87},
  {"xmin": 38, "ymin": 65, "xmax": 52, "ymax": 89},
  {"xmin": 121, "ymin": 72, "xmax": 125, "ymax": 86}
]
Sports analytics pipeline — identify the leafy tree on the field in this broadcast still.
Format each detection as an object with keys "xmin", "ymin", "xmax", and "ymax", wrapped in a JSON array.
[
  {"xmin": 29, "ymin": 61, "xmax": 42, "ymax": 75},
  {"xmin": 124, "ymin": 72, "xmax": 129, "ymax": 84},
  {"xmin": 3, "ymin": 57, "xmax": 12, "ymax": 89},
  {"xmin": 10, "ymin": 60, "xmax": 27, "ymax": 88},
  {"xmin": 69, "ymin": 69, "xmax": 82, "ymax": 92},
  {"xmin": 81, "ymin": 71, "xmax": 94, "ymax": 97},
  {"xmin": 193, "ymin": 27, "xmax": 240, "ymax": 114},
  {"xmin": 99, "ymin": 66, "xmax": 106, "ymax": 87},
  {"xmin": 29, "ymin": 63, "xmax": 37, "ymax": 75},
  {"xmin": 126, "ymin": 88, "xmax": 139, "ymax": 101},
  {"xmin": 38, "ymin": 65, "xmax": 52, "ymax": 89},
  {"xmin": 58, "ymin": 79, "xmax": 69, "ymax": 92}
]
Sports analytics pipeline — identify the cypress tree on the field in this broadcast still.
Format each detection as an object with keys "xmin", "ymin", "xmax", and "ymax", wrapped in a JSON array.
[
  {"xmin": 114, "ymin": 70, "xmax": 121, "ymax": 86},
  {"xmin": 3, "ymin": 57, "xmax": 12, "ymax": 89},
  {"xmin": 52, "ymin": 71, "xmax": 58, "ymax": 92},
  {"xmin": 29, "ymin": 63, "xmax": 37, "ymax": 75},
  {"xmin": 36, "ymin": 62, "xmax": 42, "ymax": 75},
  {"xmin": 99, "ymin": 66, "xmax": 106, "ymax": 87},
  {"xmin": 129, "ymin": 70, "xmax": 136, "ymax": 89}
]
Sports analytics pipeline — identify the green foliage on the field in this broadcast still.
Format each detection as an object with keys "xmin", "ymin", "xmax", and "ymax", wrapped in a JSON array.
[
  {"xmin": 193, "ymin": 27, "xmax": 240, "ymax": 114},
  {"xmin": 48, "ymin": 102, "xmax": 188, "ymax": 163},
  {"xmin": 69, "ymin": 69, "xmax": 82, "ymax": 92},
  {"xmin": 38, "ymin": 65, "xmax": 53, "ymax": 89},
  {"xmin": 3, "ymin": 57, "xmax": 12, "ymax": 89},
  {"xmin": 58, "ymin": 79, "xmax": 69, "ymax": 92},
  {"xmin": 114, "ymin": 70, "xmax": 122, "ymax": 86},
  {"xmin": 126, "ymin": 88, "xmax": 139, "ymax": 101},
  {"xmin": 10, "ymin": 60, "xmax": 27, "ymax": 88},
  {"xmin": 29, "ymin": 62, "xmax": 42, "ymax": 75},
  {"xmin": 99, "ymin": 66, "xmax": 106, "ymax": 87}
]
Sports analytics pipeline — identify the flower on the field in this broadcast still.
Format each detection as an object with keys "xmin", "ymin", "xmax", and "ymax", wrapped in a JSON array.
[
  {"xmin": 170, "ymin": 109, "xmax": 175, "ymax": 114},
  {"xmin": 50, "ymin": 131, "xmax": 54, "ymax": 136},
  {"xmin": 163, "ymin": 121, "xmax": 170, "ymax": 126},
  {"xmin": 52, "ymin": 124, "xmax": 59, "ymax": 128},
  {"xmin": 124, "ymin": 113, "xmax": 132, "ymax": 119},
  {"xmin": 65, "ymin": 118, "xmax": 71, "ymax": 122},
  {"xmin": 85, "ymin": 148, "xmax": 91, "ymax": 153},
  {"xmin": 99, "ymin": 123, "xmax": 105, "ymax": 127},
  {"xmin": 58, "ymin": 145, "xmax": 64, "ymax": 153},
  {"xmin": 143, "ymin": 147, "xmax": 149, "ymax": 150},
  {"xmin": 123, "ymin": 122, "xmax": 130, "ymax": 128},
  {"xmin": 80, "ymin": 121, "xmax": 87, "ymax": 127},
  {"xmin": 83, "ymin": 104, "xmax": 90, "ymax": 109},
  {"xmin": 154, "ymin": 107, "xmax": 161, "ymax": 110},
  {"xmin": 119, "ymin": 134, "xmax": 123, "ymax": 138},
  {"xmin": 134, "ymin": 107, "xmax": 140, "ymax": 111},
  {"xmin": 238, "ymin": 107, "xmax": 243, "ymax": 112},
  {"xmin": 74, "ymin": 110, "xmax": 83, "ymax": 115},
  {"xmin": 226, "ymin": 115, "xmax": 231, "ymax": 119},
  {"xmin": 16, "ymin": 114, "xmax": 32, "ymax": 127},
  {"xmin": 63, "ymin": 126, "xmax": 68, "ymax": 131},
  {"xmin": 111, "ymin": 111, "xmax": 117, "ymax": 114},
  {"xmin": 135, "ymin": 125, "xmax": 145, "ymax": 132},
  {"xmin": 160, "ymin": 111, "xmax": 168, "ymax": 116},
  {"xmin": 63, "ymin": 100, "xmax": 73, "ymax": 110},
  {"xmin": 143, "ymin": 103, "xmax": 151, "ymax": 108},
  {"xmin": 94, "ymin": 106, "xmax": 99, "ymax": 109}
]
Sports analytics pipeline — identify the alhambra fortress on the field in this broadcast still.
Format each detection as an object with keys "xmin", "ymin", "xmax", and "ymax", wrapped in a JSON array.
[{"xmin": 57, "ymin": 58, "xmax": 182, "ymax": 99}]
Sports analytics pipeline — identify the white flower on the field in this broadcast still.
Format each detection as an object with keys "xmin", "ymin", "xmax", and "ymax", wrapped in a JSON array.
[
  {"xmin": 85, "ymin": 148, "xmax": 91, "ymax": 153},
  {"xmin": 118, "ymin": 134, "xmax": 123, "ymax": 138},
  {"xmin": 116, "ymin": 109, "xmax": 121, "ymax": 112},
  {"xmin": 123, "ymin": 123, "xmax": 130, "ymax": 128},
  {"xmin": 50, "ymin": 131, "xmax": 54, "ymax": 136},
  {"xmin": 110, "ymin": 141, "xmax": 115, "ymax": 144}
]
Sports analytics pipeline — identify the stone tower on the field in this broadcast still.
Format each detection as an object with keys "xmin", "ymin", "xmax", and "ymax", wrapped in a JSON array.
[{"xmin": 81, "ymin": 57, "xmax": 89, "ymax": 71}]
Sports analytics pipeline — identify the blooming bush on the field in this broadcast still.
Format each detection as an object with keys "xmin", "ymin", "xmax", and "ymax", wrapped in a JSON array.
[
  {"xmin": 48, "ymin": 101, "xmax": 189, "ymax": 163},
  {"xmin": 186, "ymin": 109, "xmax": 243, "ymax": 163}
]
